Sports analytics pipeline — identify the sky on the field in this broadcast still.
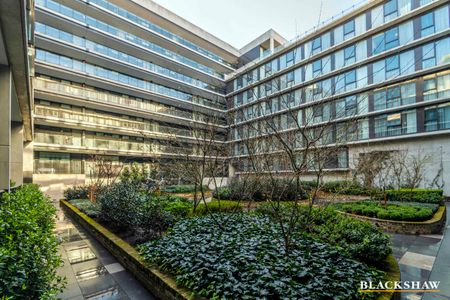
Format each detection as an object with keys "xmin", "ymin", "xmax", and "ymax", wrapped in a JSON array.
[{"xmin": 152, "ymin": 0, "xmax": 362, "ymax": 49}]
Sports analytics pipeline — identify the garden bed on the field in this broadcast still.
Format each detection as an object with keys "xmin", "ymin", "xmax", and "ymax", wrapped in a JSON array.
[
  {"xmin": 336, "ymin": 205, "xmax": 446, "ymax": 235},
  {"xmin": 62, "ymin": 199, "xmax": 400, "ymax": 299}
]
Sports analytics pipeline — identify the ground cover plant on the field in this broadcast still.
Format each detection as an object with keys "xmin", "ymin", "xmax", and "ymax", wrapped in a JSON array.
[
  {"xmin": 0, "ymin": 184, "xmax": 64, "ymax": 299},
  {"xmin": 256, "ymin": 204, "xmax": 392, "ymax": 265},
  {"xmin": 329, "ymin": 201, "xmax": 439, "ymax": 221},
  {"xmin": 139, "ymin": 213, "xmax": 385, "ymax": 299}
]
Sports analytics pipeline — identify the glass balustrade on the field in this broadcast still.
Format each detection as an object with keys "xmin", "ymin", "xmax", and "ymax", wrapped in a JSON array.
[
  {"xmin": 34, "ymin": 77, "xmax": 227, "ymax": 125},
  {"xmin": 34, "ymin": 106, "xmax": 194, "ymax": 138}
]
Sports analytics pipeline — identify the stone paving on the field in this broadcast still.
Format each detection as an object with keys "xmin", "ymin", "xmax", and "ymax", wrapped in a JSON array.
[
  {"xmin": 54, "ymin": 204, "xmax": 154, "ymax": 300},
  {"xmin": 390, "ymin": 203, "xmax": 450, "ymax": 300}
]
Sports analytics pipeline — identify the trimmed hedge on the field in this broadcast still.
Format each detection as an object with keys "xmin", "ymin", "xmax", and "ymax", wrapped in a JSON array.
[
  {"xmin": 192, "ymin": 200, "xmax": 243, "ymax": 216},
  {"xmin": 321, "ymin": 180, "xmax": 376, "ymax": 196},
  {"xmin": 330, "ymin": 201, "xmax": 438, "ymax": 221},
  {"xmin": 0, "ymin": 185, "xmax": 64, "ymax": 298},
  {"xmin": 381, "ymin": 189, "xmax": 444, "ymax": 204},
  {"xmin": 162, "ymin": 184, "xmax": 209, "ymax": 193},
  {"xmin": 213, "ymin": 178, "xmax": 309, "ymax": 201}
]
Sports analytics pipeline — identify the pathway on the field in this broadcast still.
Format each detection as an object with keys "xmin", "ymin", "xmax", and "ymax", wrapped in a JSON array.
[
  {"xmin": 53, "ymin": 200, "xmax": 154, "ymax": 300},
  {"xmin": 390, "ymin": 203, "xmax": 450, "ymax": 300}
]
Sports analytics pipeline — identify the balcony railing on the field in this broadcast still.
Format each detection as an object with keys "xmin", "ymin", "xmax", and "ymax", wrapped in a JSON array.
[{"xmin": 34, "ymin": 77, "xmax": 227, "ymax": 126}]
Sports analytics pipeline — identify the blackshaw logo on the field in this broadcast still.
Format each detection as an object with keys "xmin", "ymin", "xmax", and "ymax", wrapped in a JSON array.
[{"xmin": 360, "ymin": 281, "xmax": 440, "ymax": 293}]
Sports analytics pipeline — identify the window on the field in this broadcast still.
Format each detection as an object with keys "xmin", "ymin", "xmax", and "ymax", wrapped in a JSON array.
[
  {"xmin": 422, "ymin": 43, "xmax": 436, "ymax": 69},
  {"xmin": 384, "ymin": 0, "xmax": 398, "ymax": 20},
  {"xmin": 286, "ymin": 71, "xmax": 295, "ymax": 84},
  {"xmin": 286, "ymin": 51, "xmax": 295, "ymax": 66},
  {"xmin": 345, "ymin": 70, "xmax": 356, "ymax": 90},
  {"xmin": 421, "ymin": 12, "xmax": 435, "ymax": 36},
  {"xmin": 344, "ymin": 45, "xmax": 356, "ymax": 65},
  {"xmin": 425, "ymin": 103, "xmax": 450, "ymax": 131},
  {"xmin": 265, "ymin": 62, "xmax": 272, "ymax": 76},
  {"xmin": 372, "ymin": 27, "xmax": 399, "ymax": 55},
  {"xmin": 343, "ymin": 20, "xmax": 355, "ymax": 38},
  {"xmin": 312, "ymin": 60, "xmax": 322, "ymax": 77},
  {"xmin": 312, "ymin": 37, "xmax": 321, "ymax": 53},
  {"xmin": 423, "ymin": 71, "xmax": 450, "ymax": 101},
  {"xmin": 374, "ymin": 110, "xmax": 416, "ymax": 137},
  {"xmin": 386, "ymin": 55, "xmax": 400, "ymax": 79},
  {"xmin": 386, "ymin": 86, "xmax": 401, "ymax": 108},
  {"xmin": 385, "ymin": 28, "xmax": 399, "ymax": 51}
]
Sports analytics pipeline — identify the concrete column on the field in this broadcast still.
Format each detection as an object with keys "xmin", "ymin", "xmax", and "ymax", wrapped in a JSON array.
[
  {"xmin": 10, "ymin": 122, "xmax": 23, "ymax": 187},
  {"xmin": 228, "ymin": 163, "xmax": 235, "ymax": 178},
  {"xmin": 23, "ymin": 141, "xmax": 33, "ymax": 183},
  {"xmin": 0, "ymin": 66, "xmax": 12, "ymax": 191}
]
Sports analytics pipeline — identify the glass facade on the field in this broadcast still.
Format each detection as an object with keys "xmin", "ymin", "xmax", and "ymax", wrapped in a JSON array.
[{"xmin": 228, "ymin": 1, "xmax": 450, "ymax": 173}]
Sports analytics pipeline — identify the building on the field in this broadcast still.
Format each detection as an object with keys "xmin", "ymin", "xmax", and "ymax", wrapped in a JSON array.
[
  {"xmin": 31, "ymin": 0, "xmax": 450, "ymax": 194},
  {"xmin": 32, "ymin": 0, "xmax": 238, "ymax": 191},
  {"xmin": 0, "ymin": 0, "xmax": 34, "ymax": 191},
  {"xmin": 227, "ymin": 0, "xmax": 450, "ymax": 194}
]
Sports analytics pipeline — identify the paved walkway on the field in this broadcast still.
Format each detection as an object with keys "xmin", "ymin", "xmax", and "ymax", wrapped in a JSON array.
[
  {"xmin": 54, "ymin": 203, "xmax": 154, "ymax": 300},
  {"xmin": 390, "ymin": 203, "xmax": 450, "ymax": 300}
]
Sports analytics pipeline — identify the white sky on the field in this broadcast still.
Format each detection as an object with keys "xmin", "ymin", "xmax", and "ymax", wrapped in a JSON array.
[{"xmin": 153, "ymin": 0, "xmax": 363, "ymax": 49}]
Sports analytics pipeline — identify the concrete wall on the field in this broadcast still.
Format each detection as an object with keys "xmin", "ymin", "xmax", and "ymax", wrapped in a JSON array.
[{"xmin": 348, "ymin": 136, "xmax": 450, "ymax": 195}]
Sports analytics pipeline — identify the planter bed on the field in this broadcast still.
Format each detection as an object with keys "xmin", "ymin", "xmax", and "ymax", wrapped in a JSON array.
[
  {"xmin": 338, "ymin": 205, "xmax": 446, "ymax": 234},
  {"xmin": 61, "ymin": 199, "xmax": 400, "ymax": 300}
]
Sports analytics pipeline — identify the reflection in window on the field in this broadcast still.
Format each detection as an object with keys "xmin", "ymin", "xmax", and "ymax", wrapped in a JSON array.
[{"xmin": 425, "ymin": 103, "xmax": 450, "ymax": 131}]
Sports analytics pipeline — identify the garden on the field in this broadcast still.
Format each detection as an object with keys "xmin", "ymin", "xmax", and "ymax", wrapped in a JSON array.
[{"xmin": 62, "ymin": 164, "xmax": 407, "ymax": 300}]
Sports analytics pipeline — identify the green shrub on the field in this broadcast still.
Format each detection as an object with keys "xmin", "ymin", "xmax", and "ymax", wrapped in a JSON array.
[
  {"xmin": 192, "ymin": 200, "xmax": 243, "ymax": 216},
  {"xmin": 162, "ymin": 184, "xmax": 209, "ymax": 193},
  {"xmin": 322, "ymin": 180, "xmax": 376, "ymax": 196},
  {"xmin": 212, "ymin": 187, "xmax": 232, "ymax": 200},
  {"xmin": 97, "ymin": 182, "xmax": 146, "ymax": 230},
  {"xmin": 330, "ymin": 201, "xmax": 437, "ymax": 222},
  {"xmin": 255, "ymin": 204, "xmax": 392, "ymax": 265},
  {"xmin": 0, "ymin": 184, "xmax": 64, "ymax": 299},
  {"xmin": 139, "ymin": 214, "xmax": 384, "ymax": 299},
  {"xmin": 382, "ymin": 189, "xmax": 444, "ymax": 204},
  {"xmin": 64, "ymin": 185, "xmax": 89, "ymax": 200}
]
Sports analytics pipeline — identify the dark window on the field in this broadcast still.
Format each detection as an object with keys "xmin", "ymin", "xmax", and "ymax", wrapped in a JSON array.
[
  {"xmin": 384, "ymin": 0, "xmax": 398, "ymax": 18},
  {"xmin": 386, "ymin": 86, "xmax": 401, "ymax": 108},
  {"xmin": 346, "ymin": 96, "xmax": 357, "ymax": 116},
  {"xmin": 343, "ymin": 20, "xmax": 355, "ymax": 37},
  {"xmin": 425, "ymin": 109, "xmax": 438, "ymax": 131},
  {"xmin": 312, "ymin": 60, "xmax": 322, "ymax": 76},
  {"xmin": 312, "ymin": 37, "xmax": 321, "ymax": 52},
  {"xmin": 345, "ymin": 70, "xmax": 356, "ymax": 87},
  {"xmin": 386, "ymin": 55, "xmax": 400, "ymax": 74},
  {"xmin": 287, "ymin": 71, "xmax": 295, "ymax": 83},
  {"xmin": 385, "ymin": 27, "xmax": 399, "ymax": 50},
  {"xmin": 286, "ymin": 51, "xmax": 294, "ymax": 65},
  {"xmin": 344, "ymin": 45, "xmax": 356, "ymax": 64},
  {"xmin": 421, "ymin": 12, "xmax": 435, "ymax": 36},
  {"xmin": 372, "ymin": 33, "xmax": 385, "ymax": 55},
  {"xmin": 265, "ymin": 62, "xmax": 272, "ymax": 75}
]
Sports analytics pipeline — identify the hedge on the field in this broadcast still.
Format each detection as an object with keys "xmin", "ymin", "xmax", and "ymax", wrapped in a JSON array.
[
  {"xmin": 330, "ymin": 201, "xmax": 438, "ymax": 221},
  {"xmin": 0, "ymin": 185, "xmax": 64, "ymax": 299},
  {"xmin": 162, "ymin": 184, "xmax": 209, "ymax": 193},
  {"xmin": 382, "ymin": 189, "xmax": 444, "ymax": 204},
  {"xmin": 192, "ymin": 200, "xmax": 243, "ymax": 216}
]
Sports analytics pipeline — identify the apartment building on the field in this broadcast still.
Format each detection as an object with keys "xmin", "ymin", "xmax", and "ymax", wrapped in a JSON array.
[
  {"xmin": 227, "ymin": 0, "xmax": 450, "ymax": 194},
  {"xmin": 29, "ymin": 0, "xmax": 450, "ymax": 194},
  {"xmin": 0, "ymin": 0, "xmax": 34, "ymax": 191},
  {"xmin": 32, "ymin": 0, "xmax": 239, "ymax": 188}
]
